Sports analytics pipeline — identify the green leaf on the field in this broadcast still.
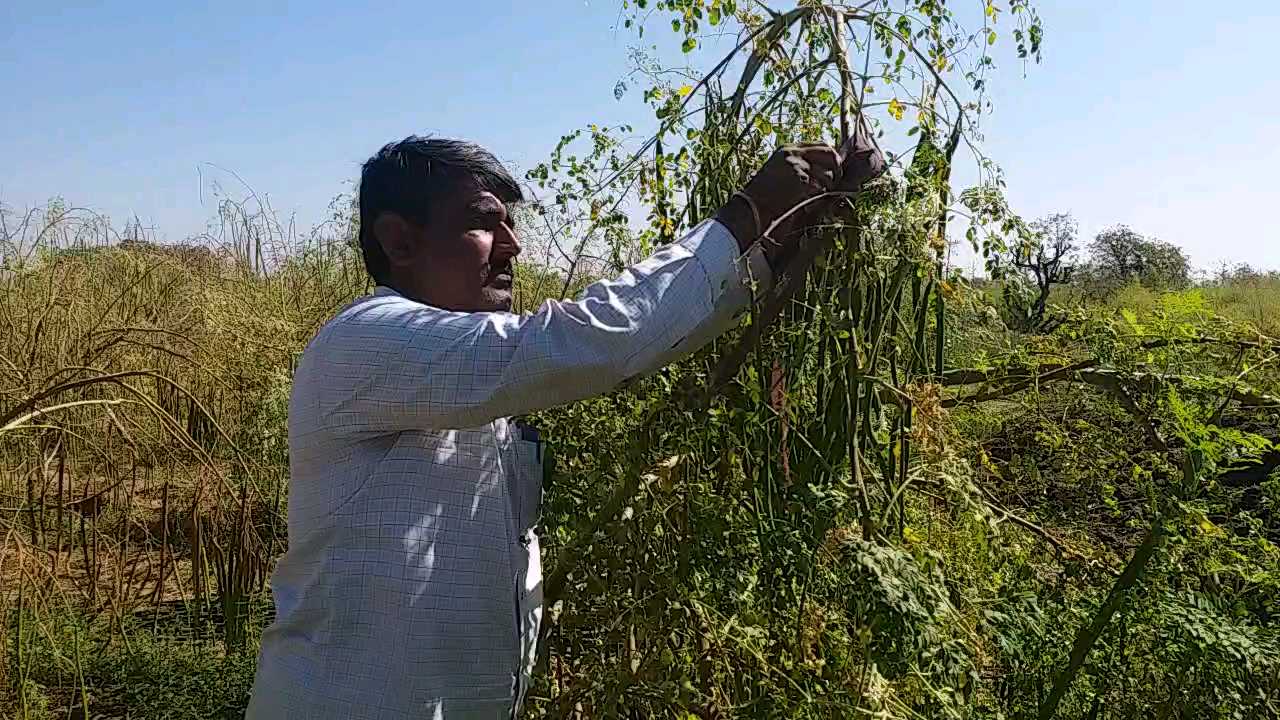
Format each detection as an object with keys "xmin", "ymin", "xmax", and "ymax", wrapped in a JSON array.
[
  {"xmin": 1121, "ymin": 308, "xmax": 1142, "ymax": 332},
  {"xmin": 682, "ymin": 36, "xmax": 696, "ymax": 53},
  {"xmin": 988, "ymin": 29, "xmax": 998, "ymax": 45}
]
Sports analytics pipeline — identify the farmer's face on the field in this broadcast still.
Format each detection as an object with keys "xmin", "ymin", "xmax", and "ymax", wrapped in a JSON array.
[{"xmin": 385, "ymin": 176, "xmax": 522, "ymax": 312}]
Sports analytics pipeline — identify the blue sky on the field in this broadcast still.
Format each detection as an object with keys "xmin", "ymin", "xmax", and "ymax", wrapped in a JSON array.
[{"xmin": 2, "ymin": 1, "xmax": 1277, "ymax": 272}]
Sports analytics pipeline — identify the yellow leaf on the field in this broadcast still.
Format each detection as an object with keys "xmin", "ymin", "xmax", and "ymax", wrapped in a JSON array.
[
  {"xmin": 979, "ymin": 449, "xmax": 1003, "ymax": 478},
  {"xmin": 888, "ymin": 98, "xmax": 905, "ymax": 121},
  {"xmin": 676, "ymin": 84, "xmax": 694, "ymax": 97},
  {"xmin": 653, "ymin": 454, "xmax": 683, "ymax": 493},
  {"xmin": 1199, "ymin": 518, "xmax": 1220, "ymax": 535}
]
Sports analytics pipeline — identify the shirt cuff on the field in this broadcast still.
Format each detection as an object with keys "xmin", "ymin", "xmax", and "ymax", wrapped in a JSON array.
[{"xmin": 684, "ymin": 219, "xmax": 774, "ymax": 312}]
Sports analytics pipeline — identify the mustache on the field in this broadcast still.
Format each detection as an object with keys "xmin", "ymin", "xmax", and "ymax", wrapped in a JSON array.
[{"xmin": 485, "ymin": 260, "xmax": 515, "ymax": 282}]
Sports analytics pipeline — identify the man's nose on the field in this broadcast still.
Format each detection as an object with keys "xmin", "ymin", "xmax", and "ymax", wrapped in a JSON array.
[{"xmin": 496, "ymin": 221, "xmax": 521, "ymax": 259}]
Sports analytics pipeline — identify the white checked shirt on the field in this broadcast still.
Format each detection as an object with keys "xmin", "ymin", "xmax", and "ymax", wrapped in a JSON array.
[{"xmin": 247, "ymin": 219, "xmax": 769, "ymax": 719}]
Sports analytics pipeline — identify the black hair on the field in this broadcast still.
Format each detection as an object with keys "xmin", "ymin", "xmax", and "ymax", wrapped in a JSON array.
[{"xmin": 357, "ymin": 136, "xmax": 523, "ymax": 285}]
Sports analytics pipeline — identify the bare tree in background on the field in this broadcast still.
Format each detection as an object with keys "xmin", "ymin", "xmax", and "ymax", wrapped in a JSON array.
[{"xmin": 1004, "ymin": 212, "xmax": 1078, "ymax": 332}]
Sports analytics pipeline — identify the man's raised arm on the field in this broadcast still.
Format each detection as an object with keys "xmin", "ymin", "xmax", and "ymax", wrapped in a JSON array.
[{"xmin": 314, "ymin": 141, "xmax": 883, "ymax": 433}]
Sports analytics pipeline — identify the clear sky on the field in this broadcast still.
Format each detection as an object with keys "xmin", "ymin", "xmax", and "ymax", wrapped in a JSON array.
[{"xmin": 3, "ymin": 1, "xmax": 1277, "ymax": 272}]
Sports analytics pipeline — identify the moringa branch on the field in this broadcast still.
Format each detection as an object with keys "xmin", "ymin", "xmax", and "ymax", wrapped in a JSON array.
[{"xmin": 941, "ymin": 362, "xmax": 1280, "ymax": 409}]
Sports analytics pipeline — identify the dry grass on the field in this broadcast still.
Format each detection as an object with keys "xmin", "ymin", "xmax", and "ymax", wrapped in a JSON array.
[
  {"xmin": 0, "ymin": 194, "xmax": 362, "ymax": 717},
  {"xmin": 0, "ymin": 189, "xmax": 587, "ymax": 717}
]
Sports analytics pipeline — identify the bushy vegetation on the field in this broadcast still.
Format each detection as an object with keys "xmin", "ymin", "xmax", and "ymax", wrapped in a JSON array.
[{"xmin": 3, "ymin": 2, "xmax": 1278, "ymax": 718}]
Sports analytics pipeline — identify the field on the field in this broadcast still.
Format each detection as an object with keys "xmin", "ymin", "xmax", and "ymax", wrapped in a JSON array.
[
  {"xmin": 4, "ymin": 3, "xmax": 1279, "ymax": 719},
  {"xmin": 4, "ymin": 201, "xmax": 1278, "ymax": 719}
]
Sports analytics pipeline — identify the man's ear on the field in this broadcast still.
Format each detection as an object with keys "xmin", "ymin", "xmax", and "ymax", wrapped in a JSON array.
[{"xmin": 372, "ymin": 212, "xmax": 420, "ymax": 267}]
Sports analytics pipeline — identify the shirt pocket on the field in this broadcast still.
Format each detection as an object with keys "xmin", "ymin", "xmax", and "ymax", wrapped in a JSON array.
[{"xmin": 510, "ymin": 427, "xmax": 545, "ymax": 535}]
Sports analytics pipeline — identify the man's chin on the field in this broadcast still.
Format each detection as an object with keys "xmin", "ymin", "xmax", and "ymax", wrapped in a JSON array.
[{"xmin": 480, "ymin": 288, "xmax": 513, "ymax": 312}]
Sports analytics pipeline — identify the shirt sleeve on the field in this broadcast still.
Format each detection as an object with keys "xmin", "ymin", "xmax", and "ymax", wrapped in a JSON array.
[{"xmin": 317, "ymin": 219, "xmax": 771, "ymax": 433}]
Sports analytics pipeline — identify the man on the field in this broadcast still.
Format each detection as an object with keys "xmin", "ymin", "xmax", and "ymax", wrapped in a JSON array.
[{"xmin": 248, "ymin": 133, "xmax": 883, "ymax": 718}]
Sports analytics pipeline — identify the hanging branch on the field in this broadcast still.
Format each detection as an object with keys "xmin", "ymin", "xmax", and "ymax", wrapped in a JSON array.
[
  {"xmin": 592, "ymin": 9, "xmax": 812, "ymax": 198},
  {"xmin": 543, "ymin": 17, "xmax": 885, "ymax": 609}
]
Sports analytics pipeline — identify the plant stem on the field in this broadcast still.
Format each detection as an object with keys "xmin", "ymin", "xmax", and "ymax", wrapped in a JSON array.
[{"xmin": 1037, "ymin": 512, "xmax": 1167, "ymax": 720}]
